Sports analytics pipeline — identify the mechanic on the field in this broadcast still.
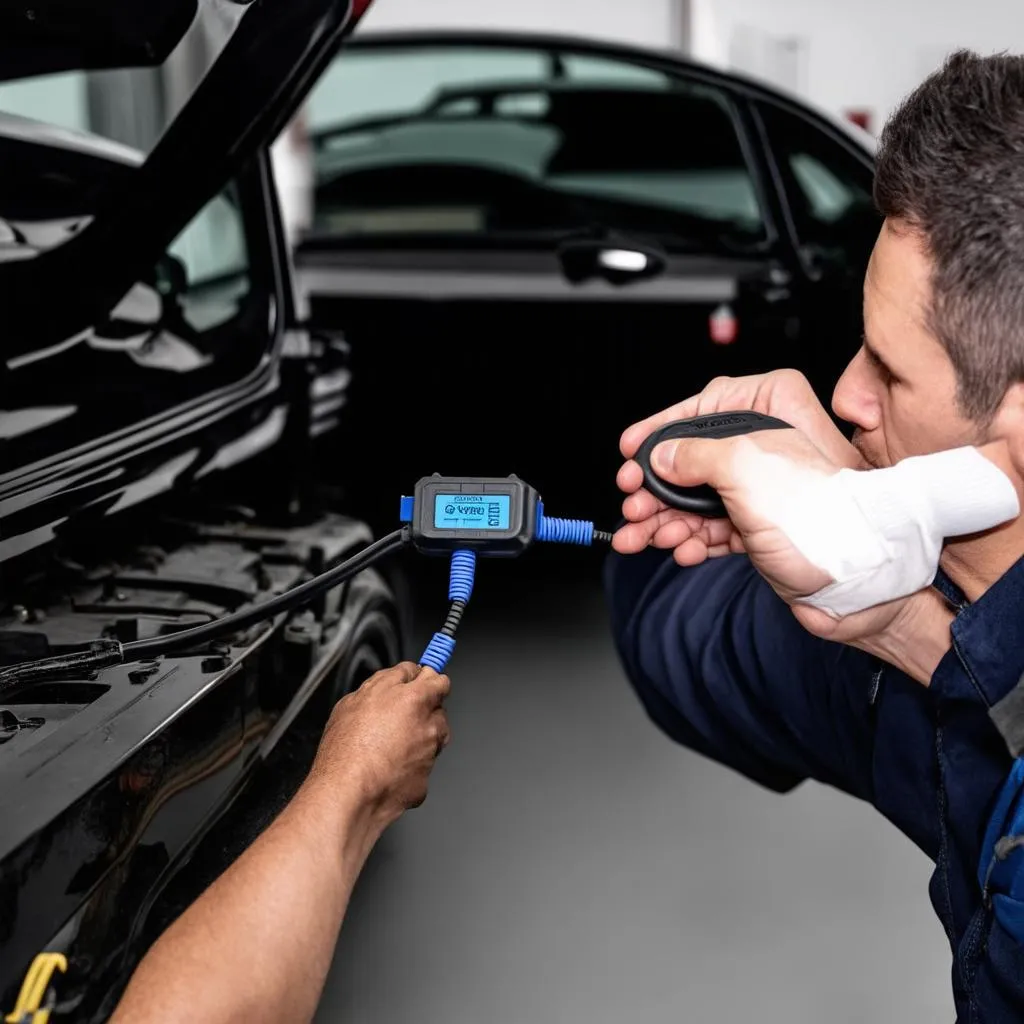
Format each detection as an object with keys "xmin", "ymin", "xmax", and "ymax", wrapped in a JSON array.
[
  {"xmin": 607, "ymin": 49, "xmax": 1024, "ymax": 1020},
  {"xmin": 107, "ymin": 661, "xmax": 451, "ymax": 1024}
]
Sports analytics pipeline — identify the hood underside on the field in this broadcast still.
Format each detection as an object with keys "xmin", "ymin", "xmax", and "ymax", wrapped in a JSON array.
[
  {"xmin": 0, "ymin": 0, "xmax": 373, "ymax": 354},
  {"xmin": 0, "ymin": 0, "xmax": 220, "ymax": 81}
]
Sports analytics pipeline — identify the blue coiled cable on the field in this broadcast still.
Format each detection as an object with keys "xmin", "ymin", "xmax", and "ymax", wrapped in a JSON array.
[
  {"xmin": 418, "ymin": 503, "xmax": 611, "ymax": 674},
  {"xmin": 419, "ymin": 632, "xmax": 455, "ymax": 673},
  {"xmin": 447, "ymin": 549, "xmax": 476, "ymax": 603},
  {"xmin": 419, "ymin": 550, "xmax": 476, "ymax": 673},
  {"xmin": 535, "ymin": 501, "xmax": 611, "ymax": 546}
]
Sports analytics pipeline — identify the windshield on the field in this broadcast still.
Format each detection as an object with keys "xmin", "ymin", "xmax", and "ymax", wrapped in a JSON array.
[{"xmin": 303, "ymin": 43, "xmax": 769, "ymax": 252}]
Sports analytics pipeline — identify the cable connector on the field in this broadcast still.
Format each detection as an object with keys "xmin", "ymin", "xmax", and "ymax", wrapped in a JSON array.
[{"xmin": 535, "ymin": 501, "xmax": 611, "ymax": 546}]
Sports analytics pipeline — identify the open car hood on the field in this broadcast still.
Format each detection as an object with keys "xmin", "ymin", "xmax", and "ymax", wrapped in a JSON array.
[
  {"xmin": 0, "ymin": 0, "xmax": 204, "ymax": 80},
  {"xmin": 0, "ymin": 0, "xmax": 373, "ymax": 355}
]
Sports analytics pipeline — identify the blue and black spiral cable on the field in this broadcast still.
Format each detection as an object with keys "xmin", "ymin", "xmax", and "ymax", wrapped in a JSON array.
[{"xmin": 418, "ymin": 502, "xmax": 611, "ymax": 673}]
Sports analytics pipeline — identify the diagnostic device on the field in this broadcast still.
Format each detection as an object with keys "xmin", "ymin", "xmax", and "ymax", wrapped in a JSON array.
[
  {"xmin": 396, "ymin": 473, "xmax": 607, "ymax": 670},
  {"xmin": 399, "ymin": 474, "xmax": 609, "ymax": 556},
  {"xmin": 400, "ymin": 475, "xmax": 539, "ymax": 556}
]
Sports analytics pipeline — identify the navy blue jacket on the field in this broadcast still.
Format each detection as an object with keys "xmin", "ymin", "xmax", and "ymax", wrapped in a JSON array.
[{"xmin": 605, "ymin": 548, "xmax": 1024, "ymax": 1022}]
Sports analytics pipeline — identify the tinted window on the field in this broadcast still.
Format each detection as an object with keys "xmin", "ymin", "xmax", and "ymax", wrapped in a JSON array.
[
  {"xmin": 307, "ymin": 47, "xmax": 551, "ymax": 131},
  {"xmin": 3, "ymin": 169, "xmax": 266, "ymax": 470},
  {"xmin": 304, "ymin": 45, "xmax": 766, "ymax": 251},
  {"xmin": 165, "ymin": 188, "xmax": 252, "ymax": 332},
  {"xmin": 756, "ymin": 100, "xmax": 879, "ymax": 253}
]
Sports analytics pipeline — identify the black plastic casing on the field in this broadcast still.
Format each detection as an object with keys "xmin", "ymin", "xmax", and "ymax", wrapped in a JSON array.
[
  {"xmin": 410, "ymin": 474, "xmax": 538, "ymax": 556},
  {"xmin": 635, "ymin": 411, "xmax": 792, "ymax": 516}
]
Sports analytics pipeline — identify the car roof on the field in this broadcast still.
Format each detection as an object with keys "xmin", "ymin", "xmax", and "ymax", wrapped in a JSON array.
[
  {"xmin": 345, "ymin": 28, "xmax": 877, "ymax": 157},
  {"xmin": 0, "ymin": 111, "xmax": 143, "ymax": 166}
]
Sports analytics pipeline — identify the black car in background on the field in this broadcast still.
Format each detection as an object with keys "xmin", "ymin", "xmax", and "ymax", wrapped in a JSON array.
[
  {"xmin": 0, "ymin": 2, "xmax": 411, "ymax": 1020},
  {"xmin": 296, "ymin": 31, "xmax": 880, "ymax": 526}
]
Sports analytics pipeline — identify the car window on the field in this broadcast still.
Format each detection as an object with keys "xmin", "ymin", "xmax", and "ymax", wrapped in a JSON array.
[
  {"xmin": 755, "ymin": 100, "xmax": 879, "ymax": 251},
  {"xmin": 4, "ymin": 168, "xmax": 266, "ymax": 471},
  {"xmin": 304, "ymin": 44, "xmax": 767, "ymax": 250},
  {"xmin": 163, "ymin": 184, "xmax": 253, "ymax": 332},
  {"xmin": 307, "ymin": 47, "xmax": 552, "ymax": 132},
  {"xmin": 559, "ymin": 54, "xmax": 670, "ymax": 86}
]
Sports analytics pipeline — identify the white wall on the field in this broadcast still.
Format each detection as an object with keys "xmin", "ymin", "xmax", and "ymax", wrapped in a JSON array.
[
  {"xmin": 690, "ymin": 0, "xmax": 1024, "ymax": 131},
  {"xmin": 359, "ymin": 0, "xmax": 679, "ymax": 52}
]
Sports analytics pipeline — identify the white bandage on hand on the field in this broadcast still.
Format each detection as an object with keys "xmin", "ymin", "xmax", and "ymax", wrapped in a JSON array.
[{"xmin": 772, "ymin": 447, "xmax": 1020, "ymax": 617}]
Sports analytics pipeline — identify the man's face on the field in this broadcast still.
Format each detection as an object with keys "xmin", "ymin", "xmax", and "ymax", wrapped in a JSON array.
[{"xmin": 831, "ymin": 217, "xmax": 985, "ymax": 468}]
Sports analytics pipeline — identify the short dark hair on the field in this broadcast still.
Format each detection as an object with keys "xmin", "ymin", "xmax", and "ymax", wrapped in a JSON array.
[{"xmin": 874, "ymin": 49, "xmax": 1024, "ymax": 421}]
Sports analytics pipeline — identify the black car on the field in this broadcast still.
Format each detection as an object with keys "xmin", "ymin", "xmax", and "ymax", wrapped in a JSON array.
[
  {"xmin": 0, "ymin": 2, "xmax": 414, "ymax": 1019},
  {"xmin": 295, "ymin": 30, "xmax": 880, "ymax": 526}
]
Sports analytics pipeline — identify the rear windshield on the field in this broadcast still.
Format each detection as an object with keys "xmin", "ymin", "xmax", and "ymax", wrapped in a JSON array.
[{"xmin": 304, "ymin": 44, "xmax": 769, "ymax": 253}]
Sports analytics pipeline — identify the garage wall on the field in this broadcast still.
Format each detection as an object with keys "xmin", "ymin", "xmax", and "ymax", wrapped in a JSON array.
[
  {"xmin": 690, "ymin": 0, "xmax": 1024, "ymax": 132},
  {"xmin": 358, "ymin": 0, "xmax": 681, "ymax": 52}
]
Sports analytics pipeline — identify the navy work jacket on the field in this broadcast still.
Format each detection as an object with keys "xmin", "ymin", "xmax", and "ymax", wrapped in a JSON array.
[{"xmin": 605, "ymin": 549, "xmax": 1024, "ymax": 1022}]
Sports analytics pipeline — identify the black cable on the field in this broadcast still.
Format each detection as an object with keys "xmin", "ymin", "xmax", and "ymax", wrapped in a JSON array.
[
  {"xmin": 123, "ymin": 528, "xmax": 411, "ymax": 659},
  {"xmin": 441, "ymin": 600, "xmax": 467, "ymax": 638},
  {"xmin": 0, "ymin": 639, "xmax": 123, "ymax": 698},
  {"xmin": 1, "ymin": 514, "xmax": 611, "ymax": 695},
  {"xmin": 0, "ymin": 529, "xmax": 411, "ymax": 695}
]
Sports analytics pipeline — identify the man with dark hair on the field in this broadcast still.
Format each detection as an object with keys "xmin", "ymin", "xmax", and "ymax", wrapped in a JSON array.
[
  {"xmin": 607, "ymin": 50, "xmax": 1024, "ymax": 1020},
  {"xmin": 874, "ymin": 50, "xmax": 1024, "ymax": 426}
]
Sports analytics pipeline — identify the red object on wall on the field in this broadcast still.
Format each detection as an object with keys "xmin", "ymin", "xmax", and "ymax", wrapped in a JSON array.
[{"xmin": 845, "ymin": 109, "xmax": 873, "ymax": 133}]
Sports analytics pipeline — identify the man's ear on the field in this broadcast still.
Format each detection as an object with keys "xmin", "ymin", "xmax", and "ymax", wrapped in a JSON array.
[{"xmin": 990, "ymin": 382, "xmax": 1024, "ymax": 481}]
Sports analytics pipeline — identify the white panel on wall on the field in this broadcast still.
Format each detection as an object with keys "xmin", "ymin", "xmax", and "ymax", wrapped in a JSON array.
[
  {"xmin": 689, "ymin": 0, "xmax": 1024, "ymax": 133},
  {"xmin": 729, "ymin": 25, "xmax": 808, "ymax": 94}
]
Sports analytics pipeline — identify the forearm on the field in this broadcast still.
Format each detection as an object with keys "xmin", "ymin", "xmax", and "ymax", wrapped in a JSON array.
[
  {"xmin": 853, "ymin": 589, "xmax": 954, "ymax": 686},
  {"xmin": 110, "ymin": 774, "xmax": 383, "ymax": 1024}
]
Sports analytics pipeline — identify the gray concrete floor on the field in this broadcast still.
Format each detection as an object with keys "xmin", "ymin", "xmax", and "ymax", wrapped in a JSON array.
[{"xmin": 316, "ymin": 555, "xmax": 954, "ymax": 1023}]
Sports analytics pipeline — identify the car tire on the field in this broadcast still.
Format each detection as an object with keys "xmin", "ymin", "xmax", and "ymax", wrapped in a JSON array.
[{"xmin": 326, "ymin": 607, "xmax": 401, "ymax": 708}]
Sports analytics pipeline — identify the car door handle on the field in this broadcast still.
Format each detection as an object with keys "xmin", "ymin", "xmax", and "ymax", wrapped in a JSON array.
[{"xmin": 557, "ymin": 238, "xmax": 666, "ymax": 285}]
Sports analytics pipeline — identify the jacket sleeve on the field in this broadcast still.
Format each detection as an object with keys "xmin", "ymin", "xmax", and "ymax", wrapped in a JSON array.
[
  {"xmin": 603, "ymin": 548, "xmax": 880, "ymax": 803},
  {"xmin": 604, "ymin": 547, "xmax": 1024, "ymax": 1020}
]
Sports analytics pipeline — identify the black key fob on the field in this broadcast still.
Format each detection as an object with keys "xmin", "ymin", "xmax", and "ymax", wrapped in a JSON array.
[{"xmin": 634, "ymin": 411, "xmax": 793, "ymax": 517}]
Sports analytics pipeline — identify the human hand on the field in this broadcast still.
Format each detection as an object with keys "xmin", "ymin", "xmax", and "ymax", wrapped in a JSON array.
[
  {"xmin": 626, "ymin": 424, "xmax": 926, "ymax": 648},
  {"xmin": 309, "ymin": 661, "xmax": 451, "ymax": 829},
  {"xmin": 614, "ymin": 370, "xmax": 862, "ymax": 562}
]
